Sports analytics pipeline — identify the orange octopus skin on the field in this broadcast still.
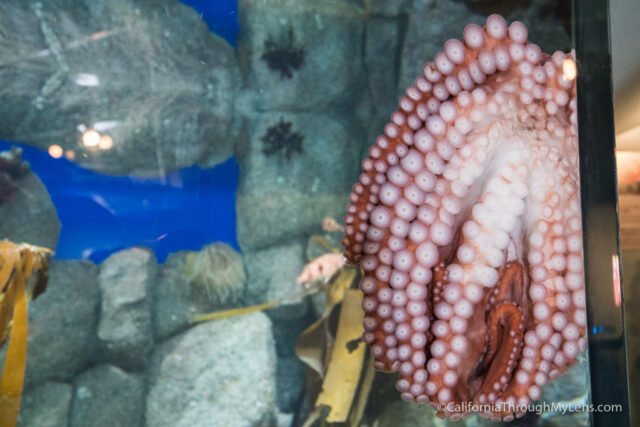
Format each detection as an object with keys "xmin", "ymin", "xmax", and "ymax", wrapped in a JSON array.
[{"xmin": 343, "ymin": 14, "xmax": 586, "ymax": 421}]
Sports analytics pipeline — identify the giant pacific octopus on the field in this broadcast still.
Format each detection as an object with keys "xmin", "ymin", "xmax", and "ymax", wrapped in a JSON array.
[{"xmin": 342, "ymin": 15, "xmax": 585, "ymax": 421}]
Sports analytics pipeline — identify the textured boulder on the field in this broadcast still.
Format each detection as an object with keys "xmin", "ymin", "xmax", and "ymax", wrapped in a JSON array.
[
  {"xmin": 146, "ymin": 312, "xmax": 277, "ymax": 427},
  {"xmin": 538, "ymin": 360, "xmax": 589, "ymax": 426},
  {"xmin": 97, "ymin": 247, "xmax": 156, "ymax": 370},
  {"xmin": 365, "ymin": 16, "xmax": 405, "ymax": 115},
  {"xmin": 0, "ymin": 169, "xmax": 60, "ymax": 251},
  {"xmin": 374, "ymin": 400, "xmax": 448, "ymax": 427},
  {"xmin": 364, "ymin": 0, "xmax": 410, "ymax": 16},
  {"xmin": 152, "ymin": 251, "xmax": 211, "ymax": 340},
  {"xmin": 540, "ymin": 359, "xmax": 589, "ymax": 403},
  {"xmin": 275, "ymin": 355, "xmax": 307, "ymax": 413},
  {"xmin": 236, "ymin": 112, "xmax": 364, "ymax": 250},
  {"xmin": 153, "ymin": 249, "xmax": 245, "ymax": 341},
  {"xmin": 0, "ymin": 260, "xmax": 100, "ymax": 386},
  {"xmin": 70, "ymin": 364, "xmax": 144, "ymax": 427},
  {"xmin": 399, "ymin": 1, "xmax": 481, "ymax": 90},
  {"xmin": 400, "ymin": 0, "xmax": 570, "ymax": 91},
  {"xmin": 0, "ymin": 0, "xmax": 238, "ymax": 176},
  {"xmin": 237, "ymin": 0, "xmax": 366, "ymax": 112},
  {"xmin": 17, "ymin": 381, "xmax": 73, "ymax": 427},
  {"xmin": 243, "ymin": 241, "xmax": 308, "ymax": 320}
]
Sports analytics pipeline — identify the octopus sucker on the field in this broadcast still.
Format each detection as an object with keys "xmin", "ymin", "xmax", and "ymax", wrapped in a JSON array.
[{"xmin": 345, "ymin": 14, "xmax": 585, "ymax": 419}]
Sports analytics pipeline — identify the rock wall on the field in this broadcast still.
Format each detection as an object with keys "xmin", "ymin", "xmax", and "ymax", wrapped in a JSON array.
[
  {"xmin": 0, "ymin": 0, "xmax": 238, "ymax": 176},
  {"xmin": 13, "ymin": 248, "xmax": 277, "ymax": 427}
]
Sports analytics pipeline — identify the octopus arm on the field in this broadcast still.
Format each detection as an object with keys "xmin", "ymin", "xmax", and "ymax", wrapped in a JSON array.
[{"xmin": 344, "ymin": 14, "xmax": 586, "ymax": 421}]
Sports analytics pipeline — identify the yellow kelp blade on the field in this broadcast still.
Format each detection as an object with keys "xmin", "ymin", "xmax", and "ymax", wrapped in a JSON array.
[
  {"xmin": 295, "ymin": 266, "xmax": 358, "ymax": 377},
  {"xmin": 0, "ymin": 243, "xmax": 51, "ymax": 427},
  {"xmin": 192, "ymin": 283, "xmax": 321, "ymax": 323},
  {"xmin": 348, "ymin": 356, "xmax": 375, "ymax": 426},
  {"xmin": 192, "ymin": 300, "xmax": 282, "ymax": 322},
  {"xmin": 0, "ymin": 258, "xmax": 28, "ymax": 427},
  {"xmin": 0, "ymin": 250, "xmax": 19, "ymax": 347},
  {"xmin": 314, "ymin": 288, "xmax": 365, "ymax": 423}
]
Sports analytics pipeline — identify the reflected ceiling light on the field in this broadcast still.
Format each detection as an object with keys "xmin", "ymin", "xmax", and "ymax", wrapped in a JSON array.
[
  {"xmin": 65, "ymin": 150, "xmax": 75, "ymax": 160},
  {"xmin": 74, "ymin": 73, "xmax": 100, "ymax": 87},
  {"xmin": 82, "ymin": 129, "xmax": 100, "ymax": 147},
  {"xmin": 562, "ymin": 58, "xmax": 577, "ymax": 81},
  {"xmin": 99, "ymin": 135, "xmax": 113, "ymax": 150},
  {"xmin": 48, "ymin": 144, "xmax": 63, "ymax": 158},
  {"xmin": 94, "ymin": 120, "xmax": 119, "ymax": 132}
]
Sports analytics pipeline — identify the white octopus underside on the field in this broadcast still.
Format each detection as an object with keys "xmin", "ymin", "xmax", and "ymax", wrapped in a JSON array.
[{"xmin": 342, "ymin": 16, "xmax": 586, "ymax": 421}]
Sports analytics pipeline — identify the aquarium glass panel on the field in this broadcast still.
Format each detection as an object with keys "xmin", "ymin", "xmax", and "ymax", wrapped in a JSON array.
[{"xmin": 0, "ymin": 0, "xmax": 630, "ymax": 426}]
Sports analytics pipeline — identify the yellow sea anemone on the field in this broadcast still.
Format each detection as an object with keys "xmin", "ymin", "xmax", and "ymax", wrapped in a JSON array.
[{"xmin": 184, "ymin": 243, "xmax": 246, "ymax": 304}]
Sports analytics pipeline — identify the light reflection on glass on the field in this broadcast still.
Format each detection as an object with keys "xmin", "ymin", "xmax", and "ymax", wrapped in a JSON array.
[
  {"xmin": 74, "ymin": 73, "xmax": 100, "ymax": 87},
  {"xmin": 99, "ymin": 135, "xmax": 113, "ymax": 150},
  {"xmin": 48, "ymin": 144, "xmax": 63, "ymax": 158},
  {"xmin": 612, "ymin": 254, "xmax": 622, "ymax": 307},
  {"xmin": 93, "ymin": 120, "xmax": 119, "ymax": 132},
  {"xmin": 563, "ymin": 58, "xmax": 577, "ymax": 80},
  {"xmin": 82, "ymin": 129, "xmax": 100, "ymax": 147}
]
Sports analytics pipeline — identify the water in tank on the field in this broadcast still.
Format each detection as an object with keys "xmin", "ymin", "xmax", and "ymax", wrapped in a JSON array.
[{"xmin": 0, "ymin": 0, "xmax": 629, "ymax": 426}]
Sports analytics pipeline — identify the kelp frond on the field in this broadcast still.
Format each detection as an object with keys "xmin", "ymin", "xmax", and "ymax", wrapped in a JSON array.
[
  {"xmin": 191, "ymin": 283, "xmax": 322, "ymax": 323},
  {"xmin": 0, "ymin": 241, "xmax": 51, "ymax": 427}
]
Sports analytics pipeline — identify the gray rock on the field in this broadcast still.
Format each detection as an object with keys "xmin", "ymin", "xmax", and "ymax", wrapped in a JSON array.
[
  {"xmin": 146, "ymin": 312, "xmax": 277, "ymax": 427},
  {"xmin": 373, "ymin": 400, "xmax": 452, "ymax": 426},
  {"xmin": 97, "ymin": 247, "xmax": 155, "ymax": 370},
  {"xmin": 153, "ymin": 251, "xmax": 195, "ymax": 340},
  {"xmin": 303, "ymin": 231, "xmax": 343, "ymax": 262},
  {"xmin": 309, "ymin": 291, "xmax": 326, "ymax": 318},
  {"xmin": 365, "ymin": 114, "xmax": 393, "ymax": 160},
  {"xmin": 399, "ymin": 1, "xmax": 570, "ymax": 93},
  {"xmin": 507, "ymin": 0, "xmax": 571, "ymax": 54},
  {"xmin": 17, "ymin": 381, "xmax": 72, "ymax": 427},
  {"xmin": 0, "ymin": 0, "xmax": 238, "ymax": 176},
  {"xmin": 269, "ymin": 314, "xmax": 312, "ymax": 413},
  {"xmin": 153, "ymin": 250, "xmax": 242, "ymax": 341},
  {"xmin": 275, "ymin": 355, "xmax": 306, "ymax": 413},
  {"xmin": 0, "ymin": 260, "xmax": 99, "ymax": 386},
  {"xmin": 243, "ymin": 241, "xmax": 308, "ymax": 320},
  {"xmin": 365, "ymin": 16, "xmax": 404, "ymax": 114},
  {"xmin": 364, "ymin": 0, "xmax": 410, "ymax": 16},
  {"xmin": 399, "ymin": 3, "xmax": 481, "ymax": 91},
  {"xmin": 409, "ymin": 0, "xmax": 436, "ymax": 11},
  {"xmin": 540, "ymin": 358, "xmax": 589, "ymax": 404},
  {"xmin": 541, "ymin": 412, "xmax": 589, "ymax": 427},
  {"xmin": 237, "ymin": 0, "xmax": 366, "ymax": 112},
  {"xmin": 0, "ymin": 170, "xmax": 60, "ymax": 251},
  {"xmin": 236, "ymin": 112, "xmax": 364, "ymax": 251},
  {"xmin": 70, "ymin": 364, "xmax": 144, "ymax": 427},
  {"xmin": 277, "ymin": 412, "xmax": 294, "ymax": 427}
]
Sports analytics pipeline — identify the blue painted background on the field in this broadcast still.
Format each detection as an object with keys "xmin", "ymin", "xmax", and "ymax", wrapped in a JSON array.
[
  {"xmin": 181, "ymin": 0, "xmax": 238, "ymax": 45},
  {"xmin": 0, "ymin": 0, "xmax": 239, "ymax": 263}
]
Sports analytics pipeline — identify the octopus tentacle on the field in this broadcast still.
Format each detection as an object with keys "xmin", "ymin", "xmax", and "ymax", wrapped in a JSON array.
[
  {"xmin": 345, "ymin": 14, "xmax": 585, "ymax": 420},
  {"xmin": 475, "ymin": 302, "xmax": 524, "ymax": 405}
]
